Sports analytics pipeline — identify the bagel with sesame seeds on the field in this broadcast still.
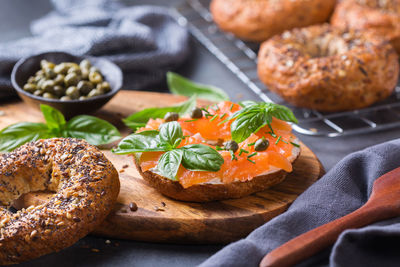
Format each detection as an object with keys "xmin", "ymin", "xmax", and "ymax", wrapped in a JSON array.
[
  {"xmin": 0, "ymin": 138, "xmax": 119, "ymax": 265},
  {"xmin": 331, "ymin": 0, "xmax": 400, "ymax": 54},
  {"xmin": 257, "ymin": 24, "xmax": 399, "ymax": 111},
  {"xmin": 210, "ymin": 0, "xmax": 336, "ymax": 42}
]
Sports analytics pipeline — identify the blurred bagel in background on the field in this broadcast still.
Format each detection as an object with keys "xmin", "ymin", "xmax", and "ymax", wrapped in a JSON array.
[
  {"xmin": 257, "ymin": 24, "xmax": 399, "ymax": 111},
  {"xmin": 210, "ymin": 0, "xmax": 336, "ymax": 42},
  {"xmin": 331, "ymin": 0, "xmax": 400, "ymax": 53}
]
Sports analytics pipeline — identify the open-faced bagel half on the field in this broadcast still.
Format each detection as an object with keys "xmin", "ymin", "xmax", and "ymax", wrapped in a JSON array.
[
  {"xmin": 331, "ymin": 0, "xmax": 400, "ymax": 54},
  {"xmin": 0, "ymin": 138, "xmax": 119, "ymax": 264},
  {"xmin": 210, "ymin": 0, "xmax": 336, "ymax": 42},
  {"xmin": 257, "ymin": 24, "xmax": 399, "ymax": 111},
  {"xmin": 134, "ymin": 144, "xmax": 300, "ymax": 203}
]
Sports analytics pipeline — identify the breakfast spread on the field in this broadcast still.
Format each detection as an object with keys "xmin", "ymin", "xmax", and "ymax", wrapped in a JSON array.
[
  {"xmin": 114, "ymin": 100, "xmax": 300, "ymax": 202},
  {"xmin": 23, "ymin": 59, "xmax": 111, "ymax": 100},
  {"xmin": 0, "ymin": 138, "xmax": 120, "ymax": 264},
  {"xmin": 331, "ymin": 0, "xmax": 400, "ymax": 54},
  {"xmin": 210, "ymin": 0, "xmax": 336, "ymax": 42},
  {"xmin": 257, "ymin": 24, "xmax": 399, "ymax": 111}
]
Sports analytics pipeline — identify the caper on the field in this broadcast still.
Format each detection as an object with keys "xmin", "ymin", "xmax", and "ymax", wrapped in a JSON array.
[
  {"xmin": 60, "ymin": 96, "xmax": 72, "ymax": 101},
  {"xmin": 40, "ymin": 60, "xmax": 54, "ymax": 69},
  {"xmin": 42, "ymin": 80, "xmax": 55, "ymax": 93},
  {"xmin": 44, "ymin": 68, "xmax": 56, "ymax": 79},
  {"xmin": 79, "ymin": 96, "xmax": 87, "ymax": 100},
  {"xmin": 43, "ymin": 92, "xmax": 56, "ymax": 99},
  {"xmin": 87, "ymin": 89, "xmax": 101, "ymax": 98},
  {"xmin": 66, "ymin": 86, "xmax": 80, "ymax": 99},
  {"xmin": 89, "ymin": 71, "xmax": 103, "ymax": 84},
  {"xmin": 23, "ymin": 83, "xmax": 36, "ymax": 93},
  {"xmin": 36, "ymin": 70, "xmax": 44, "ymax": 76},
  {"xmin": 27, "ymin": 76, "xmax": 36, "ymax": 84},
  {"xmin": 190, "ymin": 107, "xmax": 203, "ymax": 119},
  {"xmin": 89, "ymin": 66, "xmax": 99, "ymax": 73},
  {"xmin": 80, "ymin": 59, "xmax": 91, "ymax": 70},
  {"xmin": 36, "ymin": 78, "xmax": 46, "ymax": 90},
  {"xmin": 96, "ymin": 82, "xmax": 111, "ymax": 94},
  {"xmin": 65, "ymin": 62, "xmax": 79, "ymax": 69},
  {"xmin": 34, "ymin": 75, "xmax": 44, "ymax": 83},
  {"xmin": 54, "ymin": 74, "xmax": 65, "ymax": 85},
  {"xmin": 53, "ymin": 85, "xmax": 64, "ymax": 97},
  {"xmin": 33, "ymin": 90, "xmax": 43, "ymax": 96},
  {"xmin": 164, "ymin": 112, "xmax": 179, "ymax": 122},
  {"xmin": 54, "ymin": 63, "xmax": 69, "ymax": 75},
  {"xmin": 224, "ymin": 140, "xmax": 239, "ymax": 153},
  {"xmin": 254, "ymin": 138, "xmax": 269, "ymax": 152},
  {"xmin": 67, "ymin": 66, "xmax": 82, "ymax": 76},
  {"xmin": 77, "ymin": 80, "xmax": 94, "ymax": 95},
  {"xmin": 64, "ymin": 73, "xmax": 79, "ymax": 87}
]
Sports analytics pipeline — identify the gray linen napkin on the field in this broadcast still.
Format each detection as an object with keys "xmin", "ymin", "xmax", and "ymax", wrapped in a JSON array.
[
  {"xmin": 0, "ymin": 0, "xmax": 189, "ymax": 97},
  {"xmin": 200, "ymin": 139, "xmax": 400, "ymax": 267}
]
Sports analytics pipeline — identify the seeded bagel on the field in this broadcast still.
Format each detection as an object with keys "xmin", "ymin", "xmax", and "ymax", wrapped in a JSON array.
[
  {"xmin": 257, "ymin": 24, "xmax": 399, "ymax": 111},
  {"xmin": 0, "ymin": 138, "xmax": 119, "ymax": 265},
  {"xmin": 210, "ymin": 0, "xmax": 336, "ymax": 42},
  {"xmin": 332, "ymin": 0, "xmax": 400, "ymax": 53},
  {"xmin": 133, "ymin": 145, "xmax": 300, "ymax": 203}
]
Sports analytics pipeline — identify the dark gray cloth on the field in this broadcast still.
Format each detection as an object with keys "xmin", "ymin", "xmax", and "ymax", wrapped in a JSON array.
[
  {"xmin": 200, "ymin": 139, "xmax": 400, "ymax": 267},
  {"xmin": 0, "ymin": 0, "xmax": 189, "ymax": 97}
]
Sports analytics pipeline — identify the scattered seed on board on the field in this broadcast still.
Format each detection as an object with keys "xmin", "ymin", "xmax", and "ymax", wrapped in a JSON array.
[{"xmin": 129, "ymin": 202, "xmax": 138, "ymax": 212}]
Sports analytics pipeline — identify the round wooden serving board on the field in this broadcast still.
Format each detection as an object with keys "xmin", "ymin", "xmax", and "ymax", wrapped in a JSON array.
[{"xmin": 0, "ymin": 91, "xmax": 324, "ymax": 244}]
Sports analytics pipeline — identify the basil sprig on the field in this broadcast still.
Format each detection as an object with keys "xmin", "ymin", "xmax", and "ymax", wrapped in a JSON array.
[
  {"xmin": 113, "ymin": 121, "xmax": 224, "ymax": 180},
  {"xmin": 0, "ymin": 104, "xmax": 121, "ymax": 152},
  {"xmin": 225, "ymin": 101, "xmax": 298, "ymax": 143},
  {"xmin": 167, "ymin": 72, "xmax": 229, "ymax": 102},
  {"xmin": 122, "ymin": 95, "xmax": 196, "ymax": 131}
]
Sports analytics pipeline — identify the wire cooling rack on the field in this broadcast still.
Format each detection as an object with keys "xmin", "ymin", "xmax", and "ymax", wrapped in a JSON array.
[{"xmin": 173, "ymin": 0, "xmax": 400, "ymax": 137}]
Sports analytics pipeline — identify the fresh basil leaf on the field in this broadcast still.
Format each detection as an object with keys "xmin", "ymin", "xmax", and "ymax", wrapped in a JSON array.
[
  {"xmin": 40, "ymin": 104, "xmax": 66, "ymax": 135},
  {"xmin": 231, "ymin": 111, "xmax": 268, "ymax": 143},
  {"xmin": 167, "ymin": 72, "xmax": 229, "ymax": 102},
  {"xmin": 66, "ymin": 115, "xmax": 121, "ymax": 146},
  {"xmin": 263, "ymin": 103, "xmax": 298, "ymax": 124},
  {"xmin": 157, "ymin": 149, "xmax": 183, "ymax": 181},
  {"xmin": 180, "ymin": 144, "xmax": 224, "ymax": 172},
  {"xmin": 112, "ymin": 130, "xmax": 164, "ymax": 154},
  {"xmin": 122, "ymin": 95, "xmax": 196, "ymax": 131},
  {"xmin": 158, "ymin": 121, "xmax": 183, "ymax": 149},
  {"xmin": 0, "ymin": 122, "xmax": 50, "ymax": 152}
]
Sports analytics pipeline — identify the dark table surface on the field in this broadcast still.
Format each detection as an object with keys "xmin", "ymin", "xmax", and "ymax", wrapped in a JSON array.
[{"xmin": 2, "ymin": 0, "xmax": 400, "ymax": 266}]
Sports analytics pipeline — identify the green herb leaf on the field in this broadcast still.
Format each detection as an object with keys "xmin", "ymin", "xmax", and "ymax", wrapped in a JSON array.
[
  {"xmin": 231, "ymin": 111, "xmax": 268, "ymax": 143},
  {"xmin": 66, "ymin": 115, "xmax": 121, "ymax": 146},
  {"xmin": 227, "ymin": 102, "xmax": 297, "ymax": 143},
  {"xmin": 158, "ymin": 121, "xmax": 183, "ymax": 149},
  {"xmin": 40, "ymin": 104, "xmax": 66, "ymax": 135},
  {"xmin": 123, "ymin": 95, "xmax": 196, "ymax": 131},
  {"xmin": 157, "ymin": 149, "xmax": 184, "ymax": 181},
  {"xmin": 112, "ymin": 130, "xmax": 164, "ymax": 154},
  {"xmin": 180, "ymin": 144, "xmax": 224, "ymax": 172},
  {"xmin": 0, "ymin": 122, "xmax": 51, "ymax": 152},
  {"xmin": 167, "ymin": 72, "xmax": 229, "ymax": 102}
]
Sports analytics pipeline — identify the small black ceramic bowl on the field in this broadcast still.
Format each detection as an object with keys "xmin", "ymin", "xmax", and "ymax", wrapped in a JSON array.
[{"xmin": 11, "ymin": 52, "xmax": 123, "ymax": 118}]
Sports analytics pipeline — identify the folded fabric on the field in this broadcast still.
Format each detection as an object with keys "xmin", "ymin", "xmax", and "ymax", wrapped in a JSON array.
[
  {"xmin": 0, "ymin": 0, "xmax": 189, "ymax": 98},
  {"xmin": 200, "ymin": 139, "xmax": 400, "ymax": 267}
]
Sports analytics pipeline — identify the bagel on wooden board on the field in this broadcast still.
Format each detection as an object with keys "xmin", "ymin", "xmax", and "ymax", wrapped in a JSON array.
[
  {"xmin": 210, "ymin": 0, "xmax": 336, "ymax": 42},
  {"xmin": 257, "ymin": 24, "xmax": 399, "ymax": 111},
  {"xmin": 0, "ymin": 138, "xmax": 119, "ymax": 265},
  {"xmin": 331, "ymin": 0, "xmax": 400, "ymax": 54}
]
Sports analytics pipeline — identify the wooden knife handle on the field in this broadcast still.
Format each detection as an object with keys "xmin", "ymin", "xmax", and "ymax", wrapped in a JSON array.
[{"xmin": 259, "ymin": 204, "xmax": 387, "ymax": 267}]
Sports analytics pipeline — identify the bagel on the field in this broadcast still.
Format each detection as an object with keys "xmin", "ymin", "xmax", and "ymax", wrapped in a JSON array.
[
  {"xmin": 210, "ymin": 0, "xmax": 336, "ymax": 42},
  {"xmin": 0, "ymin": 138, "xmax": 119, "ymax": 265},
  {"xmin": 331, "ymin": 0, "xmax": 400, "ymax": 53},
  {"xmin": 257, "ymin": 24, "xmax": 399, "ymax": 111},
  {"xmin": 134, "ymin": 146, "xmax": 300, "ymax": 202}
]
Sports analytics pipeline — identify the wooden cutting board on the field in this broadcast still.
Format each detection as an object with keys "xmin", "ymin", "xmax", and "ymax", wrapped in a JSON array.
[{"xmin": 0, "ymin": 91, "xmax": 324, "ymax": 244}]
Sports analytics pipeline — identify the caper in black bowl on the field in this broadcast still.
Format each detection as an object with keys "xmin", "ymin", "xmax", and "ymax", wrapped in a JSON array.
[{"xmin": 11, "ymin": 52, "xmax": 123, "ymax": 118}]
